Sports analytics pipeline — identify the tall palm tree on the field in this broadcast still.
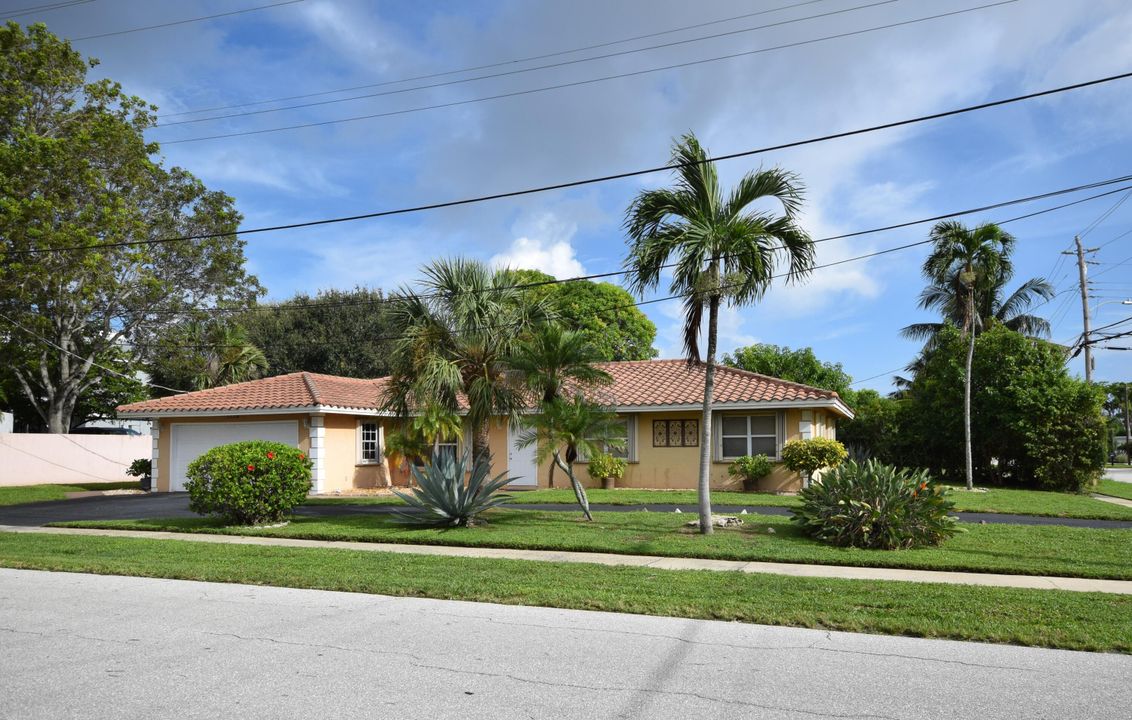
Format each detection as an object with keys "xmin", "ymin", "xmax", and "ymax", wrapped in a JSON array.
[
  {"xmin": 916, "ymin": 220, "xmax": 1014, "ymax": 490},
  {"xmin": 901, "ymin": 275, "xmax": 1054, "ymax": 348},
  {"xmin": 382, "ymin": 258, "xmax": 551, "ymax": 460},
  {"xmin": 623, "ymin": 133, "xmax": 814, "ymax": 534},
  {"xmin": 517, "ymin": 394, "xmax": 625, "ymax": 520},
  {"xmin": 193, "ymin": 324, "xmax": 268, "ymax": 390}
]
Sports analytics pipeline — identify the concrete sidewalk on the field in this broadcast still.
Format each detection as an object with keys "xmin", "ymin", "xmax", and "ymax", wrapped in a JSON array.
[{"xmin": 4, "ymin": 524, "xmax": 1130, "ymax": 595}]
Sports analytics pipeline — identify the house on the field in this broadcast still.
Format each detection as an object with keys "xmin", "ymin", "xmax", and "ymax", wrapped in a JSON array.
[{"xmin": 116, "ymin": 359, "xmax": 853, "ymax": 494}]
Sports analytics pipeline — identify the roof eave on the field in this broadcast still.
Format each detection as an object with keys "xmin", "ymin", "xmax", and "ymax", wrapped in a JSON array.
[{"xmin": 116, "ymin": 404, "xmax": 396, "ymax": 419}]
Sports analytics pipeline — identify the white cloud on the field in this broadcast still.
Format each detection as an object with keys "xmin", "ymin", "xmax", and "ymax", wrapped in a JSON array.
[{"xmin": 489, "ymin": 213, "xmax": 587, "ymax": 278}]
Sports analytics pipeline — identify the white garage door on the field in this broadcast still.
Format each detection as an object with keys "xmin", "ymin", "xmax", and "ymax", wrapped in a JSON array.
[{"xmin": 169, "ymin": 421, "xmax": 300, "ymax": 492}]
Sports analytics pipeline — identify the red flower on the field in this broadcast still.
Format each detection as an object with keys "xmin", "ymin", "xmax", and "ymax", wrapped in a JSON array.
[
  {"xmin": 299, "ymin": 453, "xmax": 305, "ymax": 460},
  {"xmin": 267, "ymin": 451, "xmax": 275, "ymax": 460},
  {"xmin": 247, "ymin": 464, "xmax": 255, "ymax": 472}
]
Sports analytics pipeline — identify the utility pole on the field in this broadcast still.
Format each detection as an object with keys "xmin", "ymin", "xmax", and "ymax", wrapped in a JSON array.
[{"xmin": 1065, "ymin": 236, "xmax": 1096, "ymax": 383}]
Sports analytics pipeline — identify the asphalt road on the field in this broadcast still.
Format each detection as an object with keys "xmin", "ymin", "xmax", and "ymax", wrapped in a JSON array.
[
  {"xmin": 1, "ymin": 569, "xmax": 1128, "ymax": 720},
  {"xmin": 1, "ymin": 492, "xmax": 1130, "ymax": 529}
]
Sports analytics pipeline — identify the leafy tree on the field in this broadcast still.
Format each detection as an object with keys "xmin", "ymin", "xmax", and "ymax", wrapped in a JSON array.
[
  {"xmin": 1101, "ymin": 381, "xmax": 1130, "ymax": 463},
  {"xmin": 147, "ymin": 321, "xmax": 266, "ymax": 392},
  {"xmin": 908, "ymin": 221, "xmax": 1015, "ymax": 490},
  {"xmin": 517, "ymin": 394, "xmax": 625, "ymax": 520},
  {"xmin": 382, "ymin": 258, "xmax": 551, "ymax": 457},
  {"xmin": 901, "ymin": 324, "xmax": 1105, "ymax": 491},
  {"xmin": 623, "ymin": 132, "xmax": 814, "ymax": 533},
  {"xmin": 503, "ymin": 269, "xmax": 657, "ymax": 361},
  {"xmin": 724, "ymin": 343, "xmax": 851, "ymax": 396},
  {"xmin": 836, "ymin": 389, "xmax": 905, "ymax": 464},
  {"xmin": 0, "ymin": 23, "xmax": 260, "ymax": 431},
  {"xmin": 238, "ymin": 287, "xmax": 396, "ymax": 377}
]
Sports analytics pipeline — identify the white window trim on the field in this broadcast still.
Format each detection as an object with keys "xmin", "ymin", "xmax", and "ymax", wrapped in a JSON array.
[
  {"xmin": 578, "ymin": 414, "xmax": 637, "ymax": 463},
  {"xmin": 714, "ymin": 411, "xmax": 784, "ymax": 462},
  {"xmin": 356, "ymin": 420, "xmax": 382, "ymax": 465}
]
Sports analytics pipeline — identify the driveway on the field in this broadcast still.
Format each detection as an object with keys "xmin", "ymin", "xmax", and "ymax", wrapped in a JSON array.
[
  {"xmin": 1105, "ymin": 466, "xmax": 1132, "ymax": 483},
  {"xmin": 1, "ymin": 569, "xmax": 1128, "ymax": 720},
  {"xmin": 2, "ymin": 493, "xmax": 1131, "ymax": 529}
]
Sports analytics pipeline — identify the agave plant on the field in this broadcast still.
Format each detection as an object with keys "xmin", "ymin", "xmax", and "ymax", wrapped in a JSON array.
[{"xmin": 391, "ymin": 452, "xmax": 513, "ymax": 527}]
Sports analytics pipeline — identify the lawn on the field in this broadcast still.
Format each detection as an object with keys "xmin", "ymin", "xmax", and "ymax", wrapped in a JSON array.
[
  {"xmin": 305, "ymin": 485, "xmax": 1132, "ymax": 520},
  {"xmin": 1097, "ymin": 480, "xmax": 1132, "ymax": 501},
  {"xmin": 0, "ymin": 531, "xmax": 1127, "ymax": 653},
  {"xmin": 0, "ymin": 482, "xmax": 140, "ymax": 506},
  {"xmin": 58, "ymin": 510, "xmax": 1132, "ymax": 580}
]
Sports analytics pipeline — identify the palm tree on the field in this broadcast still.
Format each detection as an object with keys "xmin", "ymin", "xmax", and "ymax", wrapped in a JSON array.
[
  {"xmin": 517, "ymin": 394, "xmax": 625, "ymax": 520},
  {"xmin": 193, "ymin": 324, "xmax": 268, "ymax": 390},
  {"xmin": 623, "ymin": 133, "xmax": 814, "ymax": 534},
  {"xmin": 915, "ymin": 220, "xmax": 1014, "ymax": 490},
  {"xmin": 508, "ymin": 323, "xmax": 612, "ymax": 487},
  {"xmin": 382, "ymin": 258, "xmax": 551, "ymax": 460},
  {"xmin": 412, "ymin": 404, "xmax": 464, "ymax": 461},
  {"xmin": 901, "ymin": 275, "xmax": 1054, "ymax": 348}
]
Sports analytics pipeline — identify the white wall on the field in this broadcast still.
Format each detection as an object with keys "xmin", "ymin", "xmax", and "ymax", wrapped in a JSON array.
[{"xmin": 0, "ymin": 434, "xmax": 151, "ymax": 486}]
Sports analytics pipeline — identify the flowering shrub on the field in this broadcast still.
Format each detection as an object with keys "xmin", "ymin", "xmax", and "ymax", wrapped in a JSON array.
[
  {"xmin": 791, "ymin": 459, "xmax": 959, "ymax": 549},
  {"xmin": 185, "ymin": 440, "xmax": 312, "ymax": 525}
]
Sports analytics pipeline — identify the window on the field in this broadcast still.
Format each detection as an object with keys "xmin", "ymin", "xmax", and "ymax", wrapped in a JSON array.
[
  {"xmin": 651, "ymin": 419, "xmax": 699, "ymax": 447},
  {"xmin": 718, "ymin": 414, "xmax": 778, "ymax": 460},
  {"xmin": 358, "ymin": 422, "xmax": 381, "ymax": 464},
  {"xmin": 432, "ymin": 433, "xmax": 459, "ymax": 465},
  {"xmin": 581, "ymin": 416, "xmax": 635, "ymax": 462}
]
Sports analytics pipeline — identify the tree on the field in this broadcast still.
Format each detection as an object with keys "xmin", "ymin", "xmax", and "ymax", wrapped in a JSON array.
[
  {"xmin": 508, "ymin": 323, "xmax": 612, "ymax": 487},
  {"xmin": 382, "ymin": 258, "xmax": 551, "ymax": 458},
  {"xmin": 503, "ymin": 269, "xmax": 658, "ymax": 361},
  {"xmin": 517, "ymin": 394, "xmax": 625, "ymax": 520},
  {"xmin": 901, "ymin": 323, "xmax": 1105, "ymax": 491},
  {"xmin": 238, "ymin": 287, "xmax": 396, "ymax": 377},
  {"xmin": 836, "ymin": 389, "xmax": 905, "ymax": 464},
  {"xmin": 901, "ymin": 274, "xmax": 1054, "ymax": 347},
  {"xmin": 724, "ymin": 344, "xmax": 851, "ymax": 396},
  {"xmin": 0, "ymin": 23, "xmax": 261, "ymax": 431},
  {"xmin": 623, "ymin": 133, "xmax": 814, "ymax": 533},
  {"xmin": 910, "ymin": 221, "xmax": 1014, "ymax": 490}
]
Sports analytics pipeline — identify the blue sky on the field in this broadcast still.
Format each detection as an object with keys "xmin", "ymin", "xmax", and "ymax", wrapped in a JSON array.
[{"xmin": 16, "ymin": 0, "xmax": 1132, "ymax": 389}]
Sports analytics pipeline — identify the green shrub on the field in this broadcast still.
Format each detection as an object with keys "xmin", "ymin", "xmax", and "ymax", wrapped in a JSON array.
[
  {"xmin": 791, "ymin": 459, "xmax": 960, "ymax": 550},
  {"xmin": 781, "ymin": 437, "xmax": 847, "ymax": 486},
  {"xmin": 185, "ymin": 440, "xmax": 312, "ymax": 525},
  {"xmin": 392, "ymin": 453, "xmax": 512, "ymax": 527},
  {"xmin": 126, "ymin": 458, "xmax": 151, "ymax": 489},
  {"xmin": 727, "ymin": 454, "xmax": 774, "ymax": 490},
  {"xmin": 587, "ymin": 453, "xmax": 627, "ymax": 482}
]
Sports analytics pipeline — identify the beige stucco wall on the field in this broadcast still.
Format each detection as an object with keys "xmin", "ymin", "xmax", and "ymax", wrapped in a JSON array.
[
  {"xmin": 321, "ymin": 414, "xmax": 391, "ymax": 492},
  {"xmin": 154, "ymin": 414, "xmax": 309, "ymax": 493},
  {"xmin": 525, "ymin": 407, "xmax": 832, "ymax": 493}
]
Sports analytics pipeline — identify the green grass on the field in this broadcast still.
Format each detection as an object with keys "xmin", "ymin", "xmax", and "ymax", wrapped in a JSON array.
[
  {"xmin": 0, "ymin": 482, "xmax": 140, "ymax": 506},
  {"xmin": 57, "ymin": 510, "xmax": 1132, "ymax": 580},
  {"xmin": 306, "ymin": 485, "xmax": 1132, "ymax": 520},
  {"xmin": 0, "ymin": 531, "xmax": 1127, "ymax": 653},
  {"xmin": 1097, "ymin": 480, "xmax": 1132, "ymax": 501}
]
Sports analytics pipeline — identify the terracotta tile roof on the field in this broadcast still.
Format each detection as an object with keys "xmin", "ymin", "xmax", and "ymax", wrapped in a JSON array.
[
  {"xmin": 593, "ymin": 359, "xmax": 840, "ymax": 407},
  {"xmin": 117, "ymin": 372, "xmax": 388, "ymax": 414},
  {"xmin": 117, "ymin": 360, "xmax": 842, "ymax": 416}
]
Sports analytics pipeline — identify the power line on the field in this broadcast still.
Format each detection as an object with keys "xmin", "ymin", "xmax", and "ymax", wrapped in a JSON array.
[
  {"xmin": 158, "ymin": 1, "xmax": 1021, "ymax": 144},
  {"xmin": 159, "ymin": 0, "xmax": 833, "ymax": 119},
  {"xmin": 134, "ymin": 179, "xmax": 1132, "ymax": 349},
  {"xmin": 156, "ymin": 0, "xmax": 907, "ymax": 128},
  {"xmin": 69, "ymin": 0, "xmax": 304, "ymax": 42},
  {"xmin": 4, "ymin": 0, "xmax": 92, "ymax": 20},
  {"xmin": 11, "ymin": 72, "xmax": 1132, "ymax": 259},
  {"xmin": 0, "ymin": 311, "xmax": 187, "ymax": 394},
  {"xmin": 133, "ymin": 176, "xmax": 1132, "ymax": 320}
]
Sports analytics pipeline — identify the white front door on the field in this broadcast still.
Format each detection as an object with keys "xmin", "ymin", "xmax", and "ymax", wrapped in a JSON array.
[
  {"xmin": 169, "ymin": 420, "xmax": 299, "ymax": 491},
  {"xmin": 506, "ymin": 422, "xmax": 539, "ymax": 487}
]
